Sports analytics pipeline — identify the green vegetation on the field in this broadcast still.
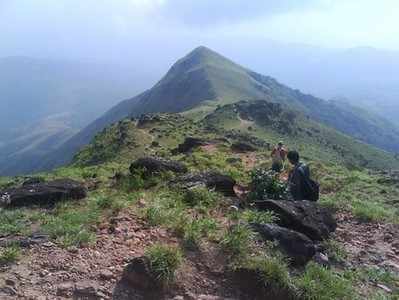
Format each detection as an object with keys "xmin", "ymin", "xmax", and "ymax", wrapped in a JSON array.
[
  {"xmin": 221, "ymin": 224, "xmax": 255, "ymax": 260},
  {"xmin": 145, "ymin": 244, "xmax": 183, "ymax": 283},
  {"xmin": 0, "ymin": 245, "xmax": 20, "ymax": 265},
  {"xmin": 248, "ymin": 168, "xmax": 287, "ymax": 200},
  {"xmin": 296, "ymin": 263, "xmax": 357, "ymax": 300}
]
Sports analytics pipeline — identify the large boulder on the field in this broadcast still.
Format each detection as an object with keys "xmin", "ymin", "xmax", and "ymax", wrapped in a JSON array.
[
  {"xmin": 173, "ymin": 137, "xmax": 209, "ymax": 154},
  {"xmin": 176, "ymin": 171, "xmax": 236, "ymax": 196},
  {"xmin": 129, "ymin": 157, "xmax": 188, "ymax": 176},
  {"xmin": 122, "ymin": 257, "xmax": 158, "ymax": 290},
  {"xmin": 0, "ymin": 179, "xmax": 87, "ymax": 208},
  {"xmin": 252, "ymin": 223, "xmax": 316, "ymax": 265},
  {"xmin": 255, "ymin": 200, "xmax": 336, "ymax": 241}
]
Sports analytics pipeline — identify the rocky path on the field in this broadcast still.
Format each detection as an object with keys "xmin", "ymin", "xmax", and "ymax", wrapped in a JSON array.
[
  {"xmin": 335, "ymin": 213, "xmax": 399, "ymax": 273},
  {"xmin": 0, "ymin": 211, "xmax": 238, "ymax": 300}
]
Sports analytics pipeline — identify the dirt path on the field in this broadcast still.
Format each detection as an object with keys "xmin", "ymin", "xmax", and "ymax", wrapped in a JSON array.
[
  {"xmin": 335, "ymin": 213, "xmax": 399, "ymax": 273},
  {"xmin": 0, "ymin": 211, "xmax": 241, "ymax": 300}
]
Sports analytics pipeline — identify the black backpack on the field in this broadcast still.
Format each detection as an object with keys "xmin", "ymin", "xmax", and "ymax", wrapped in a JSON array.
[{"xmin": 298, "ymin": 165, "xmax": 320, "ymax": 202}]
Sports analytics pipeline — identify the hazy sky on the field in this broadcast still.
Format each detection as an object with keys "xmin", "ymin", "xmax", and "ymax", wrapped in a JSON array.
[{"xmin": 1, "ymin": 0, "xmax": 399, "ymax": 64}]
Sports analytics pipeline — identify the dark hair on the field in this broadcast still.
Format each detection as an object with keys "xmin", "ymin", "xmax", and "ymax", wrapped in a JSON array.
[{"xmin": 287, "ymin": 150, "xmax": 299, "ymax": 163}]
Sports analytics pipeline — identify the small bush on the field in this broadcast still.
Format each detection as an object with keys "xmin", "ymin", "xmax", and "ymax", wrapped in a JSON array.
[
  {"xmin": 182, "ymin": 218, "xmax": 218, "ymax": 249},
  {"xmin": 0, "ymin": 245, "xmax": 20, "ymax": 265},
  {"xmin": 0, "ymin": 209, "xmax": 29, "ymax": 236},
  {"xmin": 145, "ymin": 244, "xmax": 183, "ymax": 283},
  {"xmin": 221, "ymin": 224, "xmax": 254, "ymax": 259},
  {"xmin": 296, "ymin": 262, "xmax": 356, "ymax": 300},
  {"xmin": 248, "ymin": 169, "xmax": 287, "ymax": 200}
]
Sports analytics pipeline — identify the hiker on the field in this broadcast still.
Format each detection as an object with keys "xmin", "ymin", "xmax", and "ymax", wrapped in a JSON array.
[
  {"xmin": 287, "ymin": 150, "xmax": 319, "ymax": 201},
  {"xmin": 271, "ymin": 141, "xmax": 287, "ymax": 172}
]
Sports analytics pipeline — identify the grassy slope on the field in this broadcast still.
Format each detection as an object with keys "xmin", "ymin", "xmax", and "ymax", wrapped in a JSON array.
[{"xmin": 36, "ymin": 46, "xmax": 399, "ymax": 175}]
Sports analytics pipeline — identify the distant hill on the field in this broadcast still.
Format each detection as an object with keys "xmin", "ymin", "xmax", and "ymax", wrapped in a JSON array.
[
  {"xmin": 13, "ymin": 46, "xmax": 399, "ymax": 174},
  {"xmin": 0, "ymin": 56, "xmax": 151, "ymax": 175}
]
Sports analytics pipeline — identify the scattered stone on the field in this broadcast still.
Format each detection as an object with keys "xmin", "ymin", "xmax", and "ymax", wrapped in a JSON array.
[
  {"xmin": 377, "ymin": 284, "xmax": 392, "ymax": 293},
  {"xmin": 129, "ymin": 157, "xmax": 188, "ymax": 176},
  {"xmin": 255, "ymin": 200, "xmax": 336, "ymax": 241},
  {"xmin": 73, "ymin": 281, "xmax": 105, "ymax": 299},
  {"xmin": 99, "ymin": 269, "xmax": 114, "ymax": 280},
  {"xmin": 5, "ymin": 279, "xmax": 16, "ymax": 286},
  {"xmin": 176, "ymin": 171, "xmax": 236, "ymax": 196},
  {"xmin": 0, "ymin": 179, "xmax": 87, "ymax": 207},
  {"xmin": 56, "ymin": 282, "xmax": 74, "ymax": 297},
  {"xmin": 252, "ymin": 223, "xmax": 316, "ymax": 265},
  {"xmin": 313, "ymin": 252, "xmax": 330, "ymax": 267}
]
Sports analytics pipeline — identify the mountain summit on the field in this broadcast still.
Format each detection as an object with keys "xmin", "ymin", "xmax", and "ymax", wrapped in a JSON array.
[{"xmin": 21, "ymin": 46, "xmax": 399, "ymax": 174}]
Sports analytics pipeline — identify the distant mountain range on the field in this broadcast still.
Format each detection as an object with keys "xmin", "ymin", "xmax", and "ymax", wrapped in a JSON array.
[
  {"xmin": 31, "ymin": 46, "xmax": 399, "ymax": 175},
  {"xmin": 0, "ymin": 57, "xmax": 151, "ymax": 175}
]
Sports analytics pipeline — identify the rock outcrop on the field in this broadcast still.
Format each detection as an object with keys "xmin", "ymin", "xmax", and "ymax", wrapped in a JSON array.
[
  {"xmin": 173, "ymin": 137, "xmax": 209, "ymax": 154},
  {"xmin": 0, "ymin": 179, "xmax": 87, "ymax": 207},
  {"xmin": 231, "ymin": 142, "xmax": 257, "ymax": 153},
  {"xmin": 255, "ymin": 200, "xmax": 336, "ymax": 241},
  {"xmin": 129, "ymin": 157, "xmax": 188, "ymax": 176},
  {"xmin": 252, "ymin": 223, "xmax": 316, "ymax": 265},
  {"xmin": 176, "ymin": 171, "xmax": 236, "ymax": 196}
]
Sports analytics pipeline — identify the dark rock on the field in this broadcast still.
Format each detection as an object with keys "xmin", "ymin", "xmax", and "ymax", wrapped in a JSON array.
[
  {"xmin": 0, "ymin": 179, "xmax": 87, "ymax": 208},
  {"xmin": 226, "ymin": 157, "xmax": 242, "ymax": 164},
  {"xmin": 122, "ymin": 257, "xmax": 158, "ymax": 290},
  {"xmin": 129, "ymin": 157, "xmax": 188, "ymax": 176},
  {"xmin": 255, "ymin": 200, "xmax": 336, "ymax": 241},
  {"xmin": 176, "ymin": 171, "xmax": 236, "ymax": 196},
  {"xmin": 224, "ymin": 130, "xmax": 270, "ymax": 149},
  {"xmin": 22, "ymin": 177, "xmax": 45, "ymax": 186},
  {"xmin": 72, "ymin": 280, "xmax": 105, "ymax": 299},
  {"xmin": 0, "ymin": 233, "xmax": 49, "ymax": 248},
  {"xmin": 136, "ymin": 114, "xmax": 162, "ymax": 128},
  {"xmin": 234, "ymin": 267, "xmax": 297, "ymax": 300},
  {"xmin": 173, "ymin": 137, "xmax": 209, "ymax": 154},
  {"xmin": 252, "ymin": 223, "xmax": 316, "ymax": 265},
  {"xmin": 231, "ymin": 142, "xmax": 257, "ymax": 152}
]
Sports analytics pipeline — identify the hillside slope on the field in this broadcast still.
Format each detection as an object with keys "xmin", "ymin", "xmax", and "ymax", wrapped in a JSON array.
[{"xmin": 34, "ymin": 46, "xmax": 399, "ymax": 173}]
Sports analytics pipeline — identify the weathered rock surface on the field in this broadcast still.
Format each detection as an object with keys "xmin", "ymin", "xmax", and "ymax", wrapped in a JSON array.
[
  {"xmin": 122, "ymin": 256, "xmax": 158, "ymax": 290},
  {"xmin": 173, "ymin": 137, "xmax": 210, "ymax": 154},
  {"xmin": 252, "ymin": 223, "xmax": 316, "ymax": 265},
  {"xmin": 0, "ymin": 233, "xmax": 48, "ymax": 248},
  {"xmin": 255, "ymin": 200, "xmax": 336, "ymax": 241},
  {"xmin": 0, "ymin": 179, "xmax": 87, "ymax": 208},
  {"xmin": 176, "ymin": 171, "xmax": 236, "ymax": 196},
  {"xmin": 231, "ymin": 142, "xmax": 257, "ymax": 153},
  {"xmin": 129, "ymin": 157, "xmax": 188, "ymax": 176}
]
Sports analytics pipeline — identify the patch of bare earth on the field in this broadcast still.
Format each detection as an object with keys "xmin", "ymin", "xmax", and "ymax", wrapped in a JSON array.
[{"xmin": 0, "ymin": 210, "xmax": 244, "ymax": 300}]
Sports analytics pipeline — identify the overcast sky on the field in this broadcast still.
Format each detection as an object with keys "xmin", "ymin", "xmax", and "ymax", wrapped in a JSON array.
[{"xmin": 1, "ymin": 0, "xmax": 399, "ymax": 64}]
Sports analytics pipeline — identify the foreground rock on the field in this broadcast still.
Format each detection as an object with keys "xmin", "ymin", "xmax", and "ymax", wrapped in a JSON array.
[
  {"xmin": 252, "ymin": 223, "xmax": 316, "ymax": 265},
  {"xmin": 173, "ymin": 137, "xmax": 210, "ymax": 154},
  {"xmin": 129, "ymin": 157, "xmax": 188, "ymax": 176},
  {"xmin": 255, "ymin": 200, "xmax": 336, "ymax": 241},
  {"xmin": 0, "ymin": 179, "xmax": 87, "ymax": 208},
  {"xmin": 176, "ymin": 171, "xmax": 236, "ymax": 196},
  {"xmin": 122, "ymin": 257, "xmax": 158, "ymax": 290}
]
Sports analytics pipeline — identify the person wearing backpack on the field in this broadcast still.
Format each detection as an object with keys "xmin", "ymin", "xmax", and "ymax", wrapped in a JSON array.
[{"xmin": 287, "ymin": 150, "xmax": 319, "ymax": 201}]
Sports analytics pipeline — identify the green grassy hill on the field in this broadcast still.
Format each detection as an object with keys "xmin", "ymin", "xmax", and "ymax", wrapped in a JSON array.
[{"xmin": 36, "ymin": 46, "xmax": 399, "ymax": 174}]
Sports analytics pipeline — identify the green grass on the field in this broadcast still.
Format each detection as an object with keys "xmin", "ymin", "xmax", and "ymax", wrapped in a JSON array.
[
  {"xmin": 182, "ymin": 187, "xmax": 218, "ymax": 208},
  {"xmin": 322, "ymin": 239, "xmax": 348, "ymax": 263},
  {"xmin": 240, "ymin": 209, "xmax": 277, "ymax": 224},
  {"xmin": 145, "ymin": 244, "xmax": 183, "ymax": 284},
  {"xmin": 221, "ymin": 223, "xmax": 255, "ymax": 259},
  {"xmin": 295, "ymin": 263, "xmax": 357, "ymax": 300},
  {"xmin": 0, "ymin": 245, "xmax": 20, "ymax": 265}
]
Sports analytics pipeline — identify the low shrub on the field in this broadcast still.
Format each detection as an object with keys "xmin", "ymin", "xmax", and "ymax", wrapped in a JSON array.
[
  {"xmin": 221, "ymin": 223, "xmax": 254, "ymax": 259},
  {"xmin": 248, "ymin": 169, "xmax": 287, "ymax": 200},
  {"xmin": 145, "ymin": 244, "xmax": 183, "ymax": 283},
  {"xmin": 0, "ymin": 245, "xmax": 20, "ymax": 265}
]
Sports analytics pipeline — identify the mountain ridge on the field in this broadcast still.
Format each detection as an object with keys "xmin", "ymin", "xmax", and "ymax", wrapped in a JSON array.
[{"xmin": 9, "ymin": 46, "xmax": 399, "ymax": 175}]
